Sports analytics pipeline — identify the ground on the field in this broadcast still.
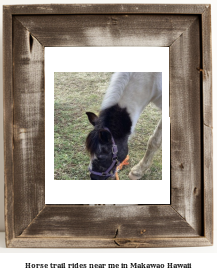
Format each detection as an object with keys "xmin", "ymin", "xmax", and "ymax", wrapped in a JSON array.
[{"xmin": 54, "ymin": 72, "xmax": 162, "ymax": 180}]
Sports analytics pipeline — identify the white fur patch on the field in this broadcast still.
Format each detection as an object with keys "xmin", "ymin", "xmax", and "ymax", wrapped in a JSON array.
[
  {"xmin": 101, "ymin": 72, "xmax": 162, "ymax": 133},
  {"xmin": 89, "ymin": 154, "xmax": 97, "ymax": 170}
]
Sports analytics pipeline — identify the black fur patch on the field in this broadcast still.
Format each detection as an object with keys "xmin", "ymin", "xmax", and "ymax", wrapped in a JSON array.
[
  {"xmin": 98, "ymin": 105, "xmax": 132, "ymax": 139},
  {"xmin": 86, "ymin": 129, "xmax": 101, "ymax": 156},
  {"xmin": 86, "ymin": 104, "xmax": 132, "ymax": 155}
]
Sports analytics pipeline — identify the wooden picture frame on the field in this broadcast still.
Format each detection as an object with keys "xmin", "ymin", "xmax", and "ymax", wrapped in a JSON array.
[{"xmin": 3, "ymin": 4, "xmax": 213, "ymax": 248}]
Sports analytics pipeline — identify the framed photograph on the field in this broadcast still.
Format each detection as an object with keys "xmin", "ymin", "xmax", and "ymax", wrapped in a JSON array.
[
  {"xmin": 45, "ymin": 47, "xmax": 170, "ymax": 205},
  {"xmin": 4, "ymin": 4, "xmax": 213, "ymax": 247}
]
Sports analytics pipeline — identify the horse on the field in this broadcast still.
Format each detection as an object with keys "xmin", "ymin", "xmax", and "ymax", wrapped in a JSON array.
[{"xmin": 86, "ymin": 72, "xmax": 162, "ymax": 180}]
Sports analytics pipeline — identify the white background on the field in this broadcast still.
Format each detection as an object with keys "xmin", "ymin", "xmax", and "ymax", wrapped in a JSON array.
[
  {"xmin": 0, "ymin": 0, "xmax": 216, "ymax": 277},
  {"xmin": 45, "ymin": 47, "xmax": 170, "ymax": 204}
]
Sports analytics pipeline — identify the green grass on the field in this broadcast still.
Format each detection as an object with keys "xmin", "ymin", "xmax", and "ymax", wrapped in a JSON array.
[{"xmin": 54, "ymin": 72, "xmax": 162, "ymax": 180}]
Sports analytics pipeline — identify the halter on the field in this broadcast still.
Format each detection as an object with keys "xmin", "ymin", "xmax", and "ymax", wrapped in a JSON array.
[{"xmin": 88, "ymin": 127, "xmax": 120, "ymax": 178}]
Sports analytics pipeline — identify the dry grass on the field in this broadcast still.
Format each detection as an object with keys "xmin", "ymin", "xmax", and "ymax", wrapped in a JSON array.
[{"xmin": 54, "ymin": 72, "xmax": 162, "ymax": 180}]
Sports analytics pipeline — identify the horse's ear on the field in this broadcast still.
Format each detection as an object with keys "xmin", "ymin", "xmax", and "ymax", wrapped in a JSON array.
[
  {"xmin": 86, "ymin": 112, "xmax": 98, "ymax": 126},
  {"xmin": 99, "ymin": 129, "xmax": 111, "ymax": 143}
]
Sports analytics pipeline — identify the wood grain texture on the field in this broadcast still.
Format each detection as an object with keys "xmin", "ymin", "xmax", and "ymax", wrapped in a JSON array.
[
  {"xmin": 13, "ymin": 17, "xmax": 45, "ymax": 237},
  {"xmin": 16, "ymin": 15, "xmax": 197, "ymax": 47},
  {"xmin": 170, "ymin": 17, "xmax": 202, "ymax": 234},
  {"xmin": 8, "ymin": 236, "xmax": 212, "ymax": 248},
  {"xmin": 203, "ymin": 126, "xmax": 213, "ymax": 243},
  {"xmin": 20, "ymin": 205, "xmax": 199, "ymax": 238},
  {"xmin": 4, "ymin": 4, "xmax": 207, "ymax": 15},
  {"xmin": 3, "ymin": 7, "xmax": 14, "ymax": 247},
  {"xmin": 201, "ymin": 6, "xmax": 213, "ymax": 244},
  {"xmin": 3, "ymin": 4, "xmax": 213, "ymax": 248},
  {"xmin": 202, "ymin": 6, "xmax": 212, "ymax": 129}
]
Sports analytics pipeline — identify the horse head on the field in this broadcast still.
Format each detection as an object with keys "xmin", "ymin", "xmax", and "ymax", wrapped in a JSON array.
[{"xmin": 85, "ymin": 111, "xmax": 128, "ymax": 180}]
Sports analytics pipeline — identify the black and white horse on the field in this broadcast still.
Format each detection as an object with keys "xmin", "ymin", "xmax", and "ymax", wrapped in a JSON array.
[{"xmin": 86, "ymin": 72, "xmax": 162, "ymax": 180}]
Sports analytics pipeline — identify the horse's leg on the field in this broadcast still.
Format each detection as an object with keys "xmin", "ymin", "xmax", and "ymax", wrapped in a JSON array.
[{"xmin": 129, "ymin": 118, "xmax": 162, "ymax": 180}]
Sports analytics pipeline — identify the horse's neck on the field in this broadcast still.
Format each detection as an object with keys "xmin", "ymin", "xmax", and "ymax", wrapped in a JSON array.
[
  {"xmin": 117, "ymin": 92, "xmax": 152, "ymax": 134},
  {"xmin": 119, "ymin": 99, "xmax": 150, "ymax": 133},
  {"xmin": 101, "ymin": 72, "xmax": 162, "ymax": 134},
  {"xmin": 99, "ymin": 105, "xmax": 132, "ymax": 140}
]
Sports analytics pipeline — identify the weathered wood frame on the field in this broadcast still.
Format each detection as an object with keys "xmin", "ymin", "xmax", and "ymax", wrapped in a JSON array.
[{"xmin": 3, "ymin": 4, "xmax": 212, "ymax": 248}]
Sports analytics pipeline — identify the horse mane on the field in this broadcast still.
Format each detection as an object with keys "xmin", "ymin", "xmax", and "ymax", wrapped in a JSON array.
[
  {"xmin": 101, "ymin": 72, "xmax": 132, "ymax": 110},
  {"xmin": 86, "ymin": 129, "xmax": 99, "ymax": 156}
]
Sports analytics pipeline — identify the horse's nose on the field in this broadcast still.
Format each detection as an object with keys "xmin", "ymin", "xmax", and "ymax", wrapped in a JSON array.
[{"xmin": 90, "ymin": 174, "xmax": 108, "ymax": 180}]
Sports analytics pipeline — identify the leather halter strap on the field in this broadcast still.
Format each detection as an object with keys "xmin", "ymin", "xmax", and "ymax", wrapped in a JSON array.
[{"xmin": 88, "ymin": 127, "xmax": 120, "ymax": 178}]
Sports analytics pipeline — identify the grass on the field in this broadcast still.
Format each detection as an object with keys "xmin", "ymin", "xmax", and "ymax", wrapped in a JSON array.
[{"xmin": 54, "ymin": 72, "xmax": 162, "ymax": 180}]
